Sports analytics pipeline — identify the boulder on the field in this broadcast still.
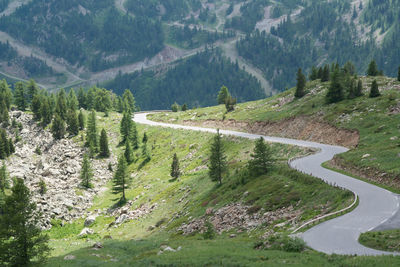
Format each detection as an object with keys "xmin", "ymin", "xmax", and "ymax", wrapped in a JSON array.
[
  {"xmin": 115, "ymin": 214, "xmax": 129, "ymax": 224},
  {"xmin": 78, "ymin": 228, "xmax": 94, "ymax": 236},
  {"xmin": 84, "ymin": 215, "xmax": 97, "ymax": 227}
]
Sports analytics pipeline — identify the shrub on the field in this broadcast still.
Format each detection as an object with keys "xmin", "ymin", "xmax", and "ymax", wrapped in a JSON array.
[{"xmin": 202, "ymin": 220, "xmax": 216, "ymax": 240}]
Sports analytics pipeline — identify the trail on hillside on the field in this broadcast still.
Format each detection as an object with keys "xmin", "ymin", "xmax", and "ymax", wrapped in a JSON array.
[
  {"xmin": 0, "ymin": 0, "xmax": 30, "ymax": 17},
  {"xmin": 134, "ymin": 112, "xmax": 400, "ymax": 256}
]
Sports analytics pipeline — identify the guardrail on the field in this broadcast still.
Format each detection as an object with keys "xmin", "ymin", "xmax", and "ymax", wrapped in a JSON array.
[{"xmin": 134, "ymin": 110, "xmax": 170, "ymax": 114}]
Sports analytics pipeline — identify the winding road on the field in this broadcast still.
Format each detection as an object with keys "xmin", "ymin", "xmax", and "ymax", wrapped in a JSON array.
[{"xmin": 134, "ymin": 112, "xmax": 400, "ymax": 256}]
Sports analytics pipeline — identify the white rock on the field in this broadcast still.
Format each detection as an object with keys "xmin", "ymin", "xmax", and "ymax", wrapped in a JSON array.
[
  {"xmin": 362, "ymin": 154, "xmax": 371, "ymax": 158},
  {"xmin": 84, "ymin": 215, "xmax": 97, "ymax": 227},
  {"xmin": 78, "ymin": 228, "xmax": 94, "ymax": 236},
  {"xmin": 115, "ymin": 214, "xmax": 129, "ymax": 224}
]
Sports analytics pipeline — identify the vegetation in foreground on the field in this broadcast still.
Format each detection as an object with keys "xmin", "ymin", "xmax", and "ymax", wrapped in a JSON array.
[{"xmin": 359, "ymin": 230, "xmax": 400, "ymax": 253}]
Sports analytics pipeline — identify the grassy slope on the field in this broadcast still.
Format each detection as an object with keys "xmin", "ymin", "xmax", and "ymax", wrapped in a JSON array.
[
  {"xmin": 150, "ymin": 76, "xmax": 400, "ymax": 191},
  {"xmin": 41, "ymin": 110, "xmax": 377, "ymax": 266},
  {"xmin": 360, "ymin": 229, "xmax": 400, "ymax": 253}
]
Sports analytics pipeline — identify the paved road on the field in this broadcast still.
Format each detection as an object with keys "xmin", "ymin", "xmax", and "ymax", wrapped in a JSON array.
[{"xmin": 134, "ymin": 113, "xmax": 400, "ymax": 256}]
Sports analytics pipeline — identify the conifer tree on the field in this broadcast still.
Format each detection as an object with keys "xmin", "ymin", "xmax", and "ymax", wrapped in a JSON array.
[
  {"xmin": 355, "ymin": 79, "xmax": 363, "ymax": 97},
  {"xmin": 0, "ymin": 130, "xmax": 10, "ymax": 159},
  {"xmin": 369, "ymin": 79, "xmax": 380, "ymax": 98},
  {"xmin": 171, "ymin": 102, "xmax": 180, "ymax": 112},
  {"xmin": 248, "ymin": 137, "xmax": 274, "ymax": 176},
  {"xmin": 120, "ymin": 111, "xmax": 131, "ymax": 144},
  {"xmin": 0, "ymin": 162, "xmax": 8, "ymax": 192},
  {"xmin": 80, "ymin": 153, "xmax": 93, "ymax": 188},
  {"xmin": 0, "ymin": 79, "xmax": 12, "ymax": 110},
  {"xmin": 122, "ymin": 89, "xmax": 136, "ymax": 112},
  {"xmin": 14, "ymin": 82, "xmax": 26, "ymax": 111},
  {"xmin": 67, "ymin": 89, "xmax": 79, "ymax": 111},
  {"xmin": 131, "ymin": 121, "xmax": 139, "ymax": 149},
  {"xmin": 225, "ymin": 95, "xmax": 237, "ymax": 112},
  {"xmin": 77, "ymin": 87, "xmax": 87, "ymax": 109},
  {"xmin": 142, "ymin": 132, "xmax": 148, "ymax": 143},
  {"xmin": 309, "ymin": 66, "xmax": 318, "ymax": 81},
  {"xmin": 170, "ymin": 153, "xmax": 181, "ymax": 180},
  {"xmin": 55, "ymin": 89, "xmax": 68, "ymax": 120},
  {"xmin": 321, "ymin": 65, "xmax": 330, "ymax": 82},
  {"xmin": 295, "ymin": 68, "xmax": 306, "ymax": 98},
  {"xmin": 181, "ymin": 103, "xmax": 188, "ymax": 111},
  {"xmin": 124, "ymin": 140, "xmax": 133, "ymax": 164},
  {"xmin": 113, "ymin": 155, "xmax": 129, "ymax": 203},
  {"xmin": 8, "ymin": 138, "xmax": 14, "ymax": 155},
  {"xmin": 51, "ymin": 114, "xmax": 66, "ymax": 140},
  {"xmin": 367, "ymin": 60, "xmax": 379, "ymax": 76},
  {"xmin": 40, "ymin": 98, "xmax": 52, "ymax": 127},
  {"xmin": 99, "ymin": 129, "xmax": 110, "ymax": 158},
  {"xmin": 78, "ymin": 110, "xmax": 85, "ymax": 130},
  {"xmin": 217, "ymin": 86, "xmax": 230, "ymax": 104},
  {"xmin": 86, "ymin": 110, "xmax": 98, "ymax": 150},
  {"xmin": 0, "ymin": 101, "xmax": 9, "ymax": 126},
  {"xmin": 398, "ymin": 66, "xmax": 400, "ymax": 82},
  {"xmin": 26, "ymin": 79, "xmax": 38, "ymax": 104},
  {"xmin": 326, "ymin": 67, "xmax": 344, "ymax": 103},
  {"xmin": 347, "ymin": 78, "xmax": 356, "ymax": 99},
  {"xmin": 31, "ymin": 94, "xmax": 42, "ymax": 121},
  {"xmin": 208, "ymin": 129, "xmax": 227, "ymax": 185},
  {"xmin": 66, "ymin": 109, "xmax": 79, "ymax": 136},
  {"xmin": 0, "ymin": 178, "xmax": 50, "ymax": 266}
]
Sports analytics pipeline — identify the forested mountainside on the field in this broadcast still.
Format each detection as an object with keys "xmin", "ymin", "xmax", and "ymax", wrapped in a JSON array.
[
  {"xmin": 0, "ymin": 0, "xmax": 399, "ymax": 109},
  {"xmin": 103, "ymin": 49, "xmax": 264, "ymax": 110}
]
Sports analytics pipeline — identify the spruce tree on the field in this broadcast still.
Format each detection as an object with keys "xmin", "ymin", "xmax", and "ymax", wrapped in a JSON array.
[
  {"xmin": 124, "ymin": 140, "xmax": 133, "ymax": 164},
  {"xmin": 86, "ymin": 110, "xmax": 98, "ymax": 150},
  {"xmin": 77, "ymin": 87, "xmax": 87, "ymax": 109},
  {"xmin": 367, "ymin": 60, "xmax": 379, "ymax": 76},
  {"xmin": 120, "ymin": 111, "xmax": 131, "ymax": 144},
  {"xmin": 55, "ymin": 89, "xmax": 67, "ymax": 120},
  {"xmin": 309, "ymin": 66, "xmax": 318, "ymax": 81},
  {"xmin": 208, "ymin": 129, "xmax": 227, "ymax": 185},
  {"xmin": 67, "ymin": 89, "xmax": 79, "ymax": 111},
  {"xmin": 122, "ymin": 89, "xmax": 136, "ymax": 112},
  {"xmin": 225, "ymin": 95, "xmax": 237, "ymax": 112},
  {"xmin": 80, "ymin": 153, "xmax": 93, "ymax": 188},
  {"xmin": 0, "ymin": 130, "xmax": 10, "ymax": 158},
  {"xmin": 295, "ymin": 68, "xmax": 306, "ymax": 98},
  {"xmin": 51, "ymin": 114, "xmax": 66, "ymax": 140},
  {"xmin": 398, "ymin": 66, "xmax": 400, "ymax": 82},
  {"xmin": 217, "ymin": 86, "xmax": 230, "ymax": 104},
  {"xmin": 0, "ymin": 178, "xmax": 50, "ymax": 266},
  {"xmin": 31, "ymin": 94, "xmax": 42, "ymax": 121},
  {"xmin": 142, "ymin": 132, "xmax": 148, "ymax": 143},
  {"xmin": 131, "ymin": 121, "xmax": 139, "ymax": 149},
  {"xmin": 40, "ymin": 98, "xmax": 52, "ymax": 127},
  {"xmin": 171, "ymin": 102, "xmax": 180, "ymax": 112},
  {"xmin": 369, "ymin": 79, "xmax": 380, "ymax": 98},
  {"xmin": 181, "ymin": 103, "xmax": 188, "ymax": 111},
  {"xmin": 170, "ymin": 153, "xmax": 181, "ymax": 180},
  {"xmin": 355, "ymin": 79, "xmax": 363, "ymax": 97},
  {"xmin": 0, "ymin": 101, "xmax": 9, "ymax": 126},
  {"xmin": 347, "ymin": 79, "xmax": 356, "ymax": 99},
  {"xmin": 326, "ymin": 68, "xmax": 344, "ymax": 103},
  {"xmin": 99, "ymin": 129, "xmax": 110, "ymax": 158},
  {"xmin": 113, "ymin": 155, "xmax": 129, "ymax": 203},
  {"xmin": 0, "ymin": 162, "xmax": 8, "ymax": 192},
  {"xmin": 66, "ymin": 109, "xmax": 79, "ymax": 136},
  {"xmin": 248, "ymin": 137, "xmax": 274, "ymax": 176},
  {"xmin": 26, "ymin": 79, "xmax": 38, "ymax": 104},
  {"xmin": 78, "ymin": 110, "xmax": 85, "ymax": 130},
  {"xmin": 14, "ymin": 82, "xmax": 26, "ymax": 111},
  {"xmin": 321, "ymin": 65, "xmax": 330, "ymax": 82}
]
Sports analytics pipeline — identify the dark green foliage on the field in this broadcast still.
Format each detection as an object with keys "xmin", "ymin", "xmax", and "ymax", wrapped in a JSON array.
[
  {"xmin": 398, "ymin": 66, "xmax": 400, "ymax": 82},
  {"xmin": 123, "ymin": 90, "xmax": 136, "ymax": 113},
  {"xmin": 39, "ymin": 179, "xmax": 47, "ymax": 195},
  {"xmin": 99, "ymin": 129, "xmax": 110, "ymax": 158},
  {"xmin": 225, "ymin": 95, "xmax": 237, "ymax": 112},
  {"xmin": 0, "ymin": 101, "xmax": 9, "ymax": 126},
  {"xmin": 104, "ymin": 50, "xmax": 264, "ymax": 110},
  {"xmin": 26, "ymin": 79, "xmax": 38, "ymax": 104},
  {"xmin": 321, "ymin": 65, "xmax": 330, "ymax": 82},
  {"xmin": 0, "ymin": 129, "xmax": 12, "ymax": 159},
  {"xmin": 67, "ymin": 89, "xmax": 79, "ymax": 111},
  {"xmin": 66, "ymin": 109, "xmax": 79, "ymax": 136},
  {"xmin": 80, "ymin": 153, "xmax": 93, "ymax": 189},
  {"xmin": 142, "ymin": 143, "xmax": 151, "ymax": 162},
  {"xmin": 55, "ymin": 89, "xmax": 68, "ymax": 120},
  {"xmin": 171, "ymin": 102, "xmax": 180, "ymax": 112},
  {"xmin": 295, "ymin": 68, "xmax": 306, "ymax": 98},
  {"xmin": 367, "ymin": 60, "xmax": 379, "ymax": 76},
  {"xmin": 225, "ymin": 0, "xmax": 269, "ymax": 33},
  {"xmin": 77, "ymin": 87, "xmax": 87, "ymax": 109},
  {"xmin": 0, "ymin": 79, "xmax": 12, "ymax": 111},
  {"xmin": 264, "ymin": 234, "xmax": 306, "ymax": 252},
  {"xmin": 124, "ymin": 140, "xmax": 133, "ymax": 164},
  {"xmin": 51, "ymin": 114, "xmax": 66, "ymax": 140},
  {"xmin": 347, "ymin": 78, "xmax": 357, "ymax": 99},
  {"xmin": 248, "ymin": 137, "xmax": 274, "ymax": 176},
  {"xmin": 170, "ymin": 153, "xmax": 181, "ymax": 180},
  {"xmin": 326, "ymin": 68, "xmax": 344, "ymax": 103},
  {"xmin": 0, "ymin": 1, "xmax": 164, "ymax": 71},
  {"xmin": 309, "ymin": 66, "xmax": 318, "ymax": 81},
  {"xmin": 355, "ymin": 79, "xmax": 363, "ymax": 97},
  {"xmin": 0, "ymin": 163, "xmax": 8, "ymax": 192},
  {"xmin": 86, "ymin": 110, "xmax": 98, "ymax": 149},
  {"xmin": 35, "ymin": 146, "xmax": 41, "ymax": 155},
  {"xmin": 217, "ymin": 86, "xmax": 230, "ymax": 104},
  {"xmin": 0, "ymin": 178, "xmax": 51, "ymax": 266},
  {"xmin": 202, "ymin": 220, "xmax": 215, "ymax": 240},
  {"xmin": 369, "ymin": 80, "xmax": 380, "ymax": 98},
  {"xmin": 142, "ymin": 132, "xmax": 148, "ymax": 144},
  {"xmin": 208, "ymin": 130, "xmax": 227, "ymax": 185},
  {"xmin": 40, "ymin": 98, "xmax": 52, "ymax": 127},
  {"xmin": 31, "ymin": 94, "xmax": 42, "ymax": 121},
  {"xmin": 14, "ymin": 82, "xmax": 26, "ymax": 111},
  {"xmin": 113, "ymin": 155, "xmax": 129, "ymax": 203},
  {"xmin": 181, "ymin": 103, "xmax": 188, "ymax": 111},
  {"xmin": 78, "ymin": 110, "xmax": 85, "ymax": 130}
]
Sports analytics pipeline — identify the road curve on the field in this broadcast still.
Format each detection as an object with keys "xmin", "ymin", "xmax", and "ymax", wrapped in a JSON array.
[{"xmin": 134, "ymin": 112, "xmax": 400, "ymax": 256}]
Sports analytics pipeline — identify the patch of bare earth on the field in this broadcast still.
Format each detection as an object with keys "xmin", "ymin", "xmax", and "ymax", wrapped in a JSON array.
[{"xmin": 183, "ymin": 116, "xmax": 359, "ymax": 148}]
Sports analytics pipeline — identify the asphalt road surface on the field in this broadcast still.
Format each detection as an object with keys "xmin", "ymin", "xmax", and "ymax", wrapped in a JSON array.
[{"xmin": 134, "ymin": 113, "xmax": 400, "ymax": 256}]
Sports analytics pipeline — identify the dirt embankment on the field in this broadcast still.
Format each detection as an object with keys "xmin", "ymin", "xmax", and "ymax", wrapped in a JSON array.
[{"xmin": 183, "ymin": 116, "xmax": 359, "ymax": 148}]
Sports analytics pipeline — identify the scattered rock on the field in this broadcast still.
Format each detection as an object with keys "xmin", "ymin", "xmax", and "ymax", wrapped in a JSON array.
[
  {"xmin": 92, "ymin": 242, "xmax": 103, "ymax": 249},
  {"xmin": 230, "ymin": 234, "xmax": 237, "ymax": 238},
  {"xmin": 64, "ymin": 255, "xmax": 76, "ymax": 260},
  {"xmin": 362, "ymin": 154, "xmax": 371, "ymax": 159},
  {"xmin": 78, "ymin": 228, "xmax": 94, "ymax": 237},
  {"xmin": 84, "ymin": 215, "xmax": 97, "ymax": 227},
  {"xmin": 115, "ymin": 214, "xmax": 129, "ymax": 224}
]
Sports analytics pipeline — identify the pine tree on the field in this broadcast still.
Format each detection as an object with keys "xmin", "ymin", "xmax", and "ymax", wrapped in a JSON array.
[
  {"xmin": 67, "ymin": 89, "xmax": 79, "ymax": 111},
  {"xmin": 86, "ymin": 110, "xmax": 98, "ymax": 150},
  {"xmin": 367, "ymin": 60, "xmax": 379, "ymax": 76},
  {"xmin": 0, "ymin": 162, "xmax": 8, "ymax": 192},
  {"xmin": 66, "ymin": 109, "xmax": 79, "ymax": 136},
  {"xmin": 171, "ymin": 102, "xmax": 180, "ymax": 112},
  {"xmin": 51, "ymin": 114, "xmax": 66, "ymax": 140},
  {"xmin": 295, "ymin": 68, "xmax": 306, "ymax": 98},
  {"xmin": 131, "ymin": 121, "xmax": 139, "ymax": 149},
  {"xmin": 347, "ymin": 79, "xmax": 357, "ymax": 99},
  {"xmin": 321, "ymin": 65, "xmax": 330, "ymax": 82},
  {"xmin": 78, "ymin": 110, "xmax": 85, "ymax": 130},
  {"xmin": 124, "ymin": 140, "xmax": 133, "ymax": 164},
  {"xmin": 40, "ymin": 98, "xmax": 52, "ymax": 127},
  {"xmin": 142, "ymin": 132, "xmax": 148, "ymax": 143},
  {"xmin": 181, "ymin": 103, "xmax": 188, "ymax": 111},
  {"xmin": 80, "ymin": 153, "xmax": 93, "ymax": 188},
  {"xmin": 31, "ymin": 94, "xmax": 42, "ymax": 121},
  {"xmin": 355, "ymin": 79, "xmax": 363, "ymax": 97},
  {"xmin": 0, "ymin": 178, "xmax": 50, "ymax": 266},
  {"xmin": 326, "ymin": 68, "xmax": 344, "ymax": 103},
  {"xmin": 113, "ymin": 155, "xmax": 129, "ymax": 203},
  {"xmin": 123, "ymin": 89, "xmax": 136, "ymax": 112},
  {"xmin": 120, "ymin": 111, "xmax": 131, "ymax": 144},
  {"xmin": 99, "ymin": 129, "xmax": 110, "ymax": 158},
  {"xmin": 14, "ymin": 82, "xmax": 26, "ymax": 111},
  {"xmin": 0, "ymin": 101, "xmax": 9, "ymax": 126},
  {"xmin": 26, "ymin": 79, "xmax": 38, "ymax": 104},
  {"xmin": 170, "ymin": 153, "xmax": 181, "ymax": 180},
  {"xmin": 248, "ymin": 137, "xmax": 274, "ymax": 176},
  {"xmin": 0, "ymin": 130, "xmax": 10, "ymax": 158},
  {"xmin": 77, "ymin": 87, "xmax": 87, "ymax": 109},
  {"xmin": 217, "ymin": 86, "xmax": 230, "ymax": 104},
  {"xmin": 55, "ymin": 89, "xmax": 67, "ymax": 120},
  {"xmin": 225, "ymin": 95, "xmax": 237, "ymax": 112},
  {"xmin": 8, "ymin": 139, "xmax": 14, "ymax": 155},
  {"xmin": 309, "ymin": 66, "xmax": 318, "ymax": 81},
  {"xmin": 208, "ymin": 129, "xmax": 227, "ymax": 185},
  {"xmin": 369, "ymin": 79, "xmax": 380, "ymax": 98}
]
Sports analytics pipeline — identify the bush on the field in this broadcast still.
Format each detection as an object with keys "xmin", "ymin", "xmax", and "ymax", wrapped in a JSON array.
[
  {"xmin": 35, "ymin": 146, "xmax": 42, "ymax": 155},
  {"xmin": 202, "ymin": 220, "xmax": 216, "ymax": 240},
  {"xmin": 39, "ymin": 179, "xmax": 47, "ymax": 195},
  {"xmin": 265, "ymin": 234, "xmax": 306, "ymax": 252}
]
